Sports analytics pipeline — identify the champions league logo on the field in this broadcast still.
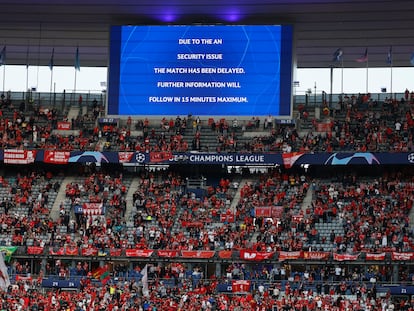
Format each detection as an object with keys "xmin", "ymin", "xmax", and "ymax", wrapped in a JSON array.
[
  {"xmin": 324, "ymin": 153, "xmax": 380, "ymax": 165},
  {"xmin": 408, "ymin": 153, "xmax": 414, "ymax": 163},
  {"xmin": 169, "ymin": 154, "xmax": 189, "ymax": 162},
  {"xmin": 135, "ymin": 153, "xmax": 146, "ymax": 163}
]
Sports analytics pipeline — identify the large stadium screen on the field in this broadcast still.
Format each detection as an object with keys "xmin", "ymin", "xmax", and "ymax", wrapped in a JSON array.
[{"xmin": 108, "ymin": 25, "xmax": 293, "ymax": 117}]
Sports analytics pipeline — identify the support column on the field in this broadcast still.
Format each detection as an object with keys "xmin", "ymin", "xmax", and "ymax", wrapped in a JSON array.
[
  {"xmin": 215, "ymin": 262, "xmax": 222, "ymax": 278},
  {"xmin": 392, "ymin": 264, "xmax": 399, "ymax": 283}
]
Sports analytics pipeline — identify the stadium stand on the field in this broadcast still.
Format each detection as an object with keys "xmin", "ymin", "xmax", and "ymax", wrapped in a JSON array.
[{"xmin": 1, "ymin": 91, "xmax": 414, "ymax": 309}]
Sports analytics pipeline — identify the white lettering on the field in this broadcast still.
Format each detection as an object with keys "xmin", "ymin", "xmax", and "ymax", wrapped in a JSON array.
[
  {"xmin": 189, "ymin": 97, "xmax": 216, "ymax": 103},
  {"xmin": 166, "ymin": 68, "xmax": 188, "ymax": 74},
  {"xmin": 184, "ymin": 82, "xmax": 226, "ymax": 88},
  {"xmin": 157, "ymin": 82, "xmax": 184, "ymax": 88},
  {"xmin": 148, "ymin": 96, "xmax": 174, "ymax": 103},
  {"xmin": 178, "ymin": 39, "xmax": 191, "ymax": 44},
  {"xmin": 177, "ymin": 54, "xmax": 205, "ymax": 60},
  {"xmin": 189, "ymin": 154, "xmax": 233, "ymax": 162},
  {"xmin": 217, "ymin": 97, "xmax": 248, "ymax": 103},
  {"xmin": 205, "ymin": 53, "xmax": 223, "ymax": 59},
  {"xmin": 236, "ymin": 155, "xmax": 265, "ymax": 163},
  {"xmin": 243, "ymin": 252, "xmax": 257, "ymax": 259}
]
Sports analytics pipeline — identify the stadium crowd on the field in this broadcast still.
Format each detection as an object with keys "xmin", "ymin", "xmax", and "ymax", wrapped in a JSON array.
[
  {"xmin": 0, "ymin": 273, "xmax": 406, "ymax": 310},
  {"xmin": 0, "ymin": 91, "xmax": 414, "ymax": 154},
  {"xmin": 0, "ymin": 166, "xmax": 413, "ymax": 309},
  {"xmin": 1, "ymin": 92, "xmax": 414, "ymax": 309}
]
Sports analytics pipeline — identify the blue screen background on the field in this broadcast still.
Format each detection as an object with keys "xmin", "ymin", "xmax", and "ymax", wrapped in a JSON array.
[{"xmin": 108, "ymin": 25, "xmax": 292, "ymax": 117}]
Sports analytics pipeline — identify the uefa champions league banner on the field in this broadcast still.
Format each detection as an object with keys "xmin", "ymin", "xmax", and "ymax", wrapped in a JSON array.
[
  {"xmin": 70, "ymin": 151, "xmax": 414, "ymax": 165},
  {"xmin": 143, "ymin": 150, "xmax": 413, "ymax": 165},
  {"xmin": 2, "ymin": 150, "xmax": 414, "ymax": 165},
  {"xmin": 162, "ymin": 152, "xmax": 283, "ymax": 165}
]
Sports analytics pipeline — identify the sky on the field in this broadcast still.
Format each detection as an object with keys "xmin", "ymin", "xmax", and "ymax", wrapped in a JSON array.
[
  {"xmin": 0, "ymin": 64, "xmax": 414, "ymax": 97},
  {"xmin": 0, "ymin": 65, "xmax": 108, "ymax": 94},
  {"xmin": 294, "ymin": 67, "xmax": 414, "ymax": 96}
]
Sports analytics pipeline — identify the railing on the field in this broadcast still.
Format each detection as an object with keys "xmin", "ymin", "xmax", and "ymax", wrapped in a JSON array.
[
  {"xmin": 294, "ymin": 92, "xmax": 406, "ymax": 109},
  {"xmin": 3, "ymin": 90, "xmax": 105, "ymax": 115},
  {"xmin": 11, "ymin": 245, "xmax": 414, "ymax": 262},
  {"xmin": 2, "ymin": 90, "xmax": 406, "ymax": 116},
  {"xmin": 8, "ymin": 273, "xmax": 406, "ymax": 295}
]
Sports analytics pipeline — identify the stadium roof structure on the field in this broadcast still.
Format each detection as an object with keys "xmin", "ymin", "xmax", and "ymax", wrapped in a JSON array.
[{"xmin": 0, "ymin": 0, "xmax": 413, "ymax": 68}]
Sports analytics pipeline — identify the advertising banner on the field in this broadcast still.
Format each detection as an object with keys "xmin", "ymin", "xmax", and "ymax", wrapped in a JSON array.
[
  {"xmin": 239, "ymin": 250, "xmax": 275, "ymax": 261},
  {"xmin": 4, "ymin": 149, "xmax": 36, "ymax": 164}
]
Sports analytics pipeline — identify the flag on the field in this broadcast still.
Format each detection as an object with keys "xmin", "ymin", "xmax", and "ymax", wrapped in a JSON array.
[
  {"xmin": 0, "ymin": 253, "xmax": 10, "ymax": 291},
  {"xmin": 141, "ymin": 264, "xmax": 149, "ymax": 297},
  {"xmin": 0, "ymin": 246, "xmax": 17, "ymax": 262},
  {"xmin": 356, "ymin": 48, "xmax": 368, "ymax": 63},
  {"xmin": 74, "ymin": 47, "xmax": 80, "ymax": 71},
  {"xmin": 48, "ymin": 48, "xmax": 54, "ymax": 71},
  {"xmin": 332, "ymin": 48, "xmax": 343, "ymax": 62},
  {"xmin": 410, "ymin": 52, "xmax": 414, "ymax": 66},
  {"xmin": 92, "ymin": 265, "xmax": 110, "ymax": 284},
  {"xmin": 26, "ymin": 46, "xmax": 30, "ymax": 69},
  {"xmin": 386, "ymin": 46, "xmax": 392, "ymax": 65},
  {"xmin": 0, "ymin": 46, "xmax": 6, "ymax": 66}
]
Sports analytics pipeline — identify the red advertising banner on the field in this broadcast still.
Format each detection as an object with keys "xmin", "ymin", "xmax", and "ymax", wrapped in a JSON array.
[
  {"xmin": 118, "ymin": 152, "xmax": 134, "ymax": 163},
  {"xmin": 278, "ymin": 251, "xmax": 302, "ymax": 261},
  {"xmin": 4, "ymin": 149, "xmax": 36, "ymax": 164},
  {"xmin": 125, "ymin": 249, "xmax": 154, "ymax": 257},
  {"xmin": 157, "ymin": 250, "xmax": 180, "ymax": 258},
  {"xmin": 49, "ymin": 247, "xmax": 65, "ymax": 255},
  {"xmin": 181, "ymin": 251, "xmax": 215, "ymax": 259},
  {"xmin": 365, "ymin": 253, "xmax": 386, "ymax": 261},
  {"xmin": 57, "ymin": 121, "xmax": 71, "ymax": 130},
  {"xmin": 239, "ymin": 250, "xmax": 275, "ymax": 261},
  {"xmin": 303, "ymin": 251, "xmax": 330, "ymax": 260},
  {"xmin": 150, "ymin": 151, "xmax": 173, "ymax": 163},
  {"xmin": 391, "ymin": 252, "xmax": 414, "ymax": 261},
  {"xmin": 333, "ymin": 253, "xmax": 360, "ymax": 261},
  {"xmin": 44, "ymin": 151, "xmax": 70, "ymax": 164},
  {"xmin": 109, "ymin": 248, "xmax": 122, "ymax": 256},
  {"xmin": 27, "ymin": 246, "xmax": 44, "ymax": 255},
  {"xmin": 81, "ymin": 248, "xmax": 98, "ymax": 256},
  {"xmin": 65, "ymin": 246, "xmax": 79, "ymax": 256},
  {"xmin": 232, "ymin": 280, "xmax": 251, "ymax": 293},
  {"xmin": 218, "ymin": 250, "xmax": 233, "ymax": 259}
]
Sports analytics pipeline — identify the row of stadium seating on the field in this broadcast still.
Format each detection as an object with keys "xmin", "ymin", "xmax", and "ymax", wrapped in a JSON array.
[{"xmin": 3, "ymin": 90, "xmax": 414, "ymax": 154}]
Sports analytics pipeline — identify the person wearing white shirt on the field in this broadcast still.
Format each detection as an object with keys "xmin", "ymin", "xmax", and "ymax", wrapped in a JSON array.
[
  {"xmin": 265, "ymin": 115, "xmax": 273, "ymax": 129},
  {"xmin": 395, "ymin": 121, "xmax": 401, "ymax": 132}
]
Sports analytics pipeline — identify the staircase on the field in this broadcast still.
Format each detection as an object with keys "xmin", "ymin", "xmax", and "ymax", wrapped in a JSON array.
[
  {"xmin": 67, "ymin": 106, "xmax": 80, "ymax": 120},
  {"xmin": 124, "ymin": 176, "xmax": 142, "ymax": 221},
  {"xmin": 300, "ymin": 186, "xmax": 314, "ymax": 212},
  {"xmin": 49, "ymin": 176, "xmax": 76, "ymax": 221}
]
